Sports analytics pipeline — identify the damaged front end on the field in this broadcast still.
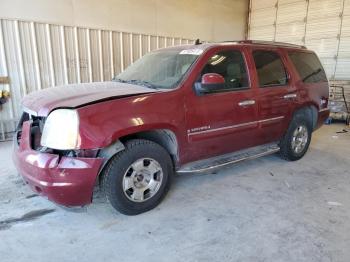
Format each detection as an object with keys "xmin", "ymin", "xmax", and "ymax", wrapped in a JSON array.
[{"xmin": 13, "ymin": 111, "xmax": 104, "ymax": 207}]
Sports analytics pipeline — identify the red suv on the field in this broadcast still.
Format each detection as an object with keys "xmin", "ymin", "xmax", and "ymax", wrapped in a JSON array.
[{"xmin": 13, "ymin": 40, "xmax": 329, "ymax": 215}]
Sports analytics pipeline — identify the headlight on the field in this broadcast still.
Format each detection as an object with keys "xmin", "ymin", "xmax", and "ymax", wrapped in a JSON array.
[{"xmin": 41, "ymin": 109, "xmax": 80, "ymax": 150}]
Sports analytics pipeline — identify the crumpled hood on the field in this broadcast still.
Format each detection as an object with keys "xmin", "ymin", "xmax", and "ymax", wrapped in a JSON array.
[{"xmin": 22, "ymin": 81, "xmax": 159, "ymax": 116}]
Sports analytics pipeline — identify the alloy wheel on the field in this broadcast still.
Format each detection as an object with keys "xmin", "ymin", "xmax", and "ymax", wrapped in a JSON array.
[
  {"xmin": 291, "ymin": 125, "xmax": 309, "ymax": 154},
  {"xmin": 122, "ymin": 158, "xmax": 163, "ymax": 202}
]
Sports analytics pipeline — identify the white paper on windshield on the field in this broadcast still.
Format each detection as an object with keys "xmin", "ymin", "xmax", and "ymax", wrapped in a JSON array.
[{"xmin": 179, "ymin": 49, "xmax": 203, "ymax": 55}]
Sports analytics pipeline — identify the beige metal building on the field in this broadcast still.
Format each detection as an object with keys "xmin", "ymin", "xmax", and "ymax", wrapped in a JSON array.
[
  {"xmin": 1, "ymin": 1, "xmax": 350, "ymax": 262},
  {"xmin": 0, "ymin": 0, "xmax": 248, "ymax": 139}
]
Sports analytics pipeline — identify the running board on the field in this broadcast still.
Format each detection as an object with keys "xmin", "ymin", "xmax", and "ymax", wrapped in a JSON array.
[{"xmin": 177, "ymin": 143, "xmax": 280, "ymax": 174}]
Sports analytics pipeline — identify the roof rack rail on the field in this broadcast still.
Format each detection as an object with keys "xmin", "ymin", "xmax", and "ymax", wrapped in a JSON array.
[{"xmin": 223, "ymin": 40, "xmax": 306, "ymax": 49}]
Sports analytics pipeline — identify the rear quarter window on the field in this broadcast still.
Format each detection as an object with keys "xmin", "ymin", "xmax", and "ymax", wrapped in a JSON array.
[{"xmin": 288, "ymin": 52, "xmax": 327, "ymax": 83}]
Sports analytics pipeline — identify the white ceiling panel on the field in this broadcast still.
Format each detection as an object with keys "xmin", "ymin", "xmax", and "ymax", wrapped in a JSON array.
[
  {"xmin": 274, "ymin": 36, "xmax": 304, "ymax": 45},
  {"xmin": 305, "ymin": 17, "xmax": 341, "ymax": 39},
  {"xmin": 340, "ymin": 15, "xmax": 350, "ymax": 37},
  {"xmin": 250, "ymin": 7, "xmax": 277, "ymax": 27},
  {"xmin": 335, "ymin": 60, "xmax": 350, "ymax": 80},
  {"xmin": 305, "ymin": 38, "xmax": 339, "ymax": 58},
  {"xmin": 344, "ymin": 0, "xmax": 350, "ymax": 16},
  {"xmin": 338, "ymin": 37, "xmax": 350, "ymax": 59},
  {"xmin": 278, "ymin": 0, "xmax": 305, "ymax": 5},
  {"xmin": 275, "ymin": 21, "xmax": 305, "ymax": 43},
  {"xmin": 251, "ymin": 0, "xmax": 277, "ymax": 10},
  {"xmin": 277, "ymin": 1, "xmax": 307, "ymax": 24},
  {"xmin": 307, "ymin": 0, "xmax": 343, "ymax": 20},
  {"xmin": 319, "ymin": 58, "xmax": 336, "ymax": 79},
  {"xmin": 249, "ymin": 26, "xmax": 275, "ymax": 41}
]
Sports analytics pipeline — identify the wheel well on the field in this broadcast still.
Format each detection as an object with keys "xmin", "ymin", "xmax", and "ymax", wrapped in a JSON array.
[
  {"xmin": 119, "ymin": 129, "xmax": 179, "ymax": 167},
  {"xmin": 294, "ymin": 105, "xmax": 318, "ymax": 130},
  {"xmin": 96, "ymin": 129, "xmax": 179, "ymax": 189}
]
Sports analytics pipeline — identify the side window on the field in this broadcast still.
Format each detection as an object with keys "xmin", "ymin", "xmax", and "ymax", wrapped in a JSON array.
[
  {"xmin": 288, "ymin": 52, "xmax": 327, "ymax": 83},
  {"xmin": 200, "ymin": 50, "xmax": 249, "ymax": 90},
  {"xmin": 253, "ymin": 50, "xmax": 288, "ymax": 87}
]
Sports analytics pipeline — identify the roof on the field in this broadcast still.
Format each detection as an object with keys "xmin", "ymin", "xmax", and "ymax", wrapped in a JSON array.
[
  {"xmin": 223, "ymin": 40, "xmax": 307, "ymax": 49},
  {"xmin": 159, "ymin": 39, "xmax": 307, "ymax": 52}
]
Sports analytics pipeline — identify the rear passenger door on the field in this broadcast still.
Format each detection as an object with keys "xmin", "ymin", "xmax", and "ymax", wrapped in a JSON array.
[{"xmin": 252, "ymin": 49, "xmax": 296, "ymax": 144}]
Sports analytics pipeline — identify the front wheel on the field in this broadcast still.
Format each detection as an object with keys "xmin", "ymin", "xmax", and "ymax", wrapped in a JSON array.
[
  {"xmin": 101, "ymin": 139, "xmax": 173, "ymax": 215},
  {"xmin": 279, "ymin": 113, "xmax": 312, "ymax": 161}
]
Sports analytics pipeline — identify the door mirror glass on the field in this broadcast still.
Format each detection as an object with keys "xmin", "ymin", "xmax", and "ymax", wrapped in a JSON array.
[{"xmin": 194, "ymin": 73, "xmax": 225, "ymax": 95}]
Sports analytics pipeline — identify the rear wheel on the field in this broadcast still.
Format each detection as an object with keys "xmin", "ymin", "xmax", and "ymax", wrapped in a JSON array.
[
  {"xmin": 102, "ymin": 139, "xmax": 173, "ymax": 215},
  {"xmin": 279, "ymin": 113, "xmax": 312, "ymax": 161}
]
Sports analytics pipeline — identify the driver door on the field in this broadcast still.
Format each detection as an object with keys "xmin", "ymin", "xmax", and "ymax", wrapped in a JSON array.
[{"xmin": 184, "ymin": 48, "xmax": 259, "ymax": 162}]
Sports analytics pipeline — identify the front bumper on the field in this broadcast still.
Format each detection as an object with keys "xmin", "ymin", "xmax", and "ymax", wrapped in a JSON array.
[{"xmin": 13, "ymin": 121, "xmax": 103, "ymax": 207}]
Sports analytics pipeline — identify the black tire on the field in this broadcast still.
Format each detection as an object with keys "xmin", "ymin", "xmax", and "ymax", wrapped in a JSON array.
[
  {"xmin": 279, "ymin": 112, "xmax": 312, "ymax": 161},
  {"xmin": 101, "ymin": 139, "xmax": 173, "ymax": 215}
]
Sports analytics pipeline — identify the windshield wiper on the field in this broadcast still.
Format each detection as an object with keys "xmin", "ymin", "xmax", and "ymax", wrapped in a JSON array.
[
  {"xmin": 112, "ymin": 77, "xmax": 127, "ymax": 83},
  {"xmin": 112, "ymin": 78, "xmax": 158, "ymax": 89},
  {"xmin": 125, "ymin": 79, "xmax": 158, "ymax": 89}
]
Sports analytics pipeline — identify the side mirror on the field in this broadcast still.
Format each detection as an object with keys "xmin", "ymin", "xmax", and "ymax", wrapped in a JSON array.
[{"xmin": 194, "ymin": 73, "xmax": 225, "ymax": 95}]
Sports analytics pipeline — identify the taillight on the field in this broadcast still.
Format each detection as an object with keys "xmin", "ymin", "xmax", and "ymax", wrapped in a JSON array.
[{"xmin": 320, "ymin": 96, "xmax": 328, "ymax": 108}]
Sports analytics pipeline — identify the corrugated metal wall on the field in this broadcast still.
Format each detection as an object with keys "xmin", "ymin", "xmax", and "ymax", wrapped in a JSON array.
[
  {"xmin": 248, "ymin": 0, "xmax": 350, "ymax": 80},
  {"xmin": 0, "ymin": 18, "xmax": 194, "ymax": 140}
]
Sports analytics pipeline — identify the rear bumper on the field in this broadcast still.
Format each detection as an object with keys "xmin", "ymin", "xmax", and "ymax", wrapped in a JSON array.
[
  {"xmin": 13, "ymin": 121, "xmax": 103, "ymax": 207},
  {"xmin": 315, "ymin": 108, "xmax": 330, "ymax": 130}
]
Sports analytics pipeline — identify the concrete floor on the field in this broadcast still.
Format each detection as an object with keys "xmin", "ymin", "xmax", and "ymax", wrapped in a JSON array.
[{"xmin": 0, "ymin": 124, "xmax": 349, "ymax": 262}]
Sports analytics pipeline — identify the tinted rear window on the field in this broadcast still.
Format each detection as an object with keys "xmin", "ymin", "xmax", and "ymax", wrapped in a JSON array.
[
  {"xmin": 253, "ymin": 51, "xmax": 288, "ymax": 87},
  {"xmin": 288, "ymin": 52, "xmax": 327, "ymax": 83}
]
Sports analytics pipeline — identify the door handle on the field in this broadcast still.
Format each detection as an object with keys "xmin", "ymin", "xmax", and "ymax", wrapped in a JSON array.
[
  {"xmin": 283, "ymin": 93, "xmax": 297, "ymax": 99},
  {"xmin": 238, "ymin": 100, "xmax": 255, "ymax": 106}
]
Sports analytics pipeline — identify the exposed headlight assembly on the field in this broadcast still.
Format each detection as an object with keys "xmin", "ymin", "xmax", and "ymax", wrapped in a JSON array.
[{"xmin": 41, "ymin": 109, "xmax": 80, "ymax": 150}]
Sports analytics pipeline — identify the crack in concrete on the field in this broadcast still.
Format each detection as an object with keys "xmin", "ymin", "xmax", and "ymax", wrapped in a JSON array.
[
  {"xmin": 25, "ymin": 194, "xmax": 38, "ymax": 199},
  {"xmin": 0, "ymin": 209, "xmax": 55, "ymax": 231}
]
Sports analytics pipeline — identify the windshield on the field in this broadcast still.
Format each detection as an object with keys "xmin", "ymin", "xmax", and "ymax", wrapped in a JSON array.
[{"xmin": 114, "ymin": 49, "xmax": 201, "ymax": 89}]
